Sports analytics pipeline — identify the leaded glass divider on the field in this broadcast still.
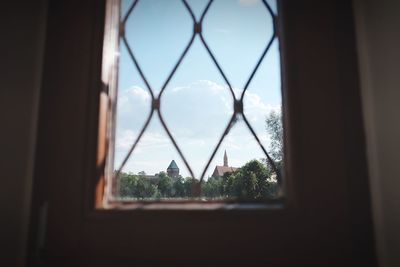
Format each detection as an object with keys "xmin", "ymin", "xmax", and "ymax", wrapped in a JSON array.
[{"xmin": 113, "ymin": 0, "xmax": 282, "ymax": 199}]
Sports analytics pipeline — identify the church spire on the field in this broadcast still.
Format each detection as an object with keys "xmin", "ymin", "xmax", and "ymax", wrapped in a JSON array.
[{"xmin": 224, "ymin": 150, "xmax": 228, "ymax": 167}]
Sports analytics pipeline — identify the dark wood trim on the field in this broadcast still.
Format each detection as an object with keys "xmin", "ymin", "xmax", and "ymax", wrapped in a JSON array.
[
  {"xmin": 277, "ymin": 0, "xmax": 299, "ymax": 210},
  {"xmin": 333, "ymin": 2, "xmax": 376, "ymax": 265}
]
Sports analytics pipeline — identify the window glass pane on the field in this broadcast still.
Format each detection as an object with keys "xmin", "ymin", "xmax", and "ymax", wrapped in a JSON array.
[{"xmin": 108, "ymin": 0, "xmax": 283, "ymax": 203}]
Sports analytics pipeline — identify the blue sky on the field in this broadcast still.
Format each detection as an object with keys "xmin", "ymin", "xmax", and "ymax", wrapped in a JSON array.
[{"xmin": 114, "ymin": 0, "xmax": 281, "ymax": 178}]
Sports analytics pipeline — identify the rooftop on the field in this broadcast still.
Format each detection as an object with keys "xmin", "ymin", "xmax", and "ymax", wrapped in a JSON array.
[{"xmin": 167, "ymin": 160, "xmax": 179, "ymax": 170}]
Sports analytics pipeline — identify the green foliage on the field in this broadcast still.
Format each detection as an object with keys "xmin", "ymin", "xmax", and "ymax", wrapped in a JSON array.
[
  {"xmin": 119, "ymin": 172, "xmax": 138, "ymax": 198},
  {"xmin": 182, "ymin": 177, "xmax": 194, "ymax": 197},
  {"xmin": 172, "ymin": 177, "xmax": 186, "ymax": 197},
  {"xmin": 136, "ymin": 176, "xmax": 157, "ymax": 198},
  {"xmin": 157, "ymin": 172, "xmax": 173, "ymax": 197},
  {"xmin": 118, "ymin": 111, "xmax": 283, "ymax": 200},
  {"xmin": 202, "ymin": 176, "xmax": 223, "ymax": 198},
  {"xmin": 119, "ymin": 171, "xmax": 197, "ymax": 199},
  {"xmin": 119, "ymin": 172, "xmax": 157, "ymax": 199},
  {"xmin": 119, "ymin": 161, "xmax": 279, "ymax": 200},
  {"xmin": 222, "ymin": 160, "xmax": 277, "ymax": 199},
  {"xmin": 265, "ymin": 110, "xmax": 283, "ymax": 162},
  {"xmin": 265, "ymin": 110, "xmax": 284, "ymax": 180},
  {"xmin": 202, "ymin": 159, "xmax": 278, "ymax": 199}
]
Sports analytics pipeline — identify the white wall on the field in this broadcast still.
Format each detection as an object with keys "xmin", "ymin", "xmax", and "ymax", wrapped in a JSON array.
[
  {"xmin": 0, "ymin": 1, "xmax": 48, "ymax": 266},
  {"xmin": 354, "ymin": 0, "xmax": 400, "ymax": 266}
]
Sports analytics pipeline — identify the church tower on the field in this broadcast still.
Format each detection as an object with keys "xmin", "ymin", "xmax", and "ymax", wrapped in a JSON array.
[
  {"xmin": 211, "ymin": 149, "xmax": 237, "ymax": 178},
  {"xmin": 167, "ymin": 160, "xmax": 179, "ymax": 178},
  {"xmin": 224, "ymin": 150, "xmax": 228, "ymax": 167}
]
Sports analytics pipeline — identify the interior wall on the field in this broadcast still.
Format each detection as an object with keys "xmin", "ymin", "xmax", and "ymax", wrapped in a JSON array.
[
  {"xmin": 0, "ymin": 1, "xmax": 48, "ymax": 266},
  {"xmin": 354, "ymin": 0, "xmax": 400, "ymax": 266},
  {"xmin": 1, "ymin": 1, "xmax": 398, "ymax": 266}
]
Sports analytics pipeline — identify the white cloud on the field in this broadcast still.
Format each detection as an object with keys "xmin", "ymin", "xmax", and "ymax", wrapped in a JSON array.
[
  {"xmin": 172, "ymin": 86, "xmax": 189, "ymax": 92},
  {"xmin": 171, "ymin": 80, "xmax": 227, "ymax": 94},
  {"xmin": 116, "ymin": 129, "xmax": 135, "ymax": 150},
  {"xmin": 186, "ymin": 139, "xmax": 206, "ymax": 147},
  {"xmin": 115, "ymin": 80, "xmax": 281, "ymax": 176},
  {"xmin": 170, "ymin": 80, "xmax": 233, "ymax": 115},
  {"xmin": 220, "ymin": 96, "xmax": 233, "ymax": 115},
  {"xmin": 115, "ymin": 86, "xmax": 152, "ymax": 131},
  {"xmin": 128, "ymin": 86, "xmax": 150, "ymax": 101},
  {"xmin": 224, "ymin": 135, "xmax": 241, "ymax": 150},
  {"xmin": 117, "ymin": 86, "xmax": 150, "ymax": 113},
  {"xmin": 116, "ymin": 129, "xmax": 170, "ymax": 152},
  {"xmin": 244, "ymin": 91, "xmax": 281, "ymax": 122}
]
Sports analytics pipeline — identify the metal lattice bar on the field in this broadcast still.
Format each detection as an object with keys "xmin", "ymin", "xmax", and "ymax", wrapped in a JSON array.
[
  {"xmin": 121, "ymin": 36, "xmax": 155, "ymax": 100},
  {"xmin": 240, "ymin": 34, "xmax": 276, "ymax": 101},
  {"xmin": 115, "ymin": 0, "xmax": 282, "ymax": 198},
  {"xmin": 116, "ymin": 108, "xmax": 155, "ymax": 179},
  {"xmin": 198, "ymin": 32, "xmax": 236, "ymax": 99},
  {"xmin": 199, "ymin": 114, "xmax": 238, "ymax": 184}
]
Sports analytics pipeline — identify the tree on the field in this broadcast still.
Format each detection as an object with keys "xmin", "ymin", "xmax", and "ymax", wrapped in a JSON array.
[
  {"xmin": 119, "ymin": 172, "xmax": 157, "ymax": 199},
  {"xmin": 172, "ymin": 176, "xmax": 186, "ymax": 198},
  {"xmin": 135, "ymin": 176, "xmax": 157, "ymax": 198},
  {"xmin": 202, "ymin": 176, "xmax": 223, "ymax": 198},
  {"xmin": 265, "ymin": 110, "xmax": 284, "ymax": 177},
  {"xmin": 157, "ymin": 171, "xmax": 173, "ymax": 197},
  {"xmin": 183, "ymin": 177, "xmax": 195, "ymax": 197},
  {"xmin": 118, "ymin": 158, "xmax": 279, "ymax": 200},
  {"xmin": 222, "ymin": 160, "xmax": 278, "ymax": 199},
  {"xmin": 265, "ymin": 110, "xmax": 283, "ymax": 162},
  {"xmin": 119, "ymin": 172, "xmax": 138, "ymax": 198}
]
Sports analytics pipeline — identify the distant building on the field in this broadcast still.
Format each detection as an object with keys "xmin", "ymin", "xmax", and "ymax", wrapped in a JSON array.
[
  {"xmin": 167, "ymin": 160, "xmax": 180, "ymax": 178},
  {"xmin": 135, "ymin": 160, "xmax": 180, "ymax": 181},
  {"xmin": 211, "ymin": 150, "xmax": 237, "ymax": 177}
]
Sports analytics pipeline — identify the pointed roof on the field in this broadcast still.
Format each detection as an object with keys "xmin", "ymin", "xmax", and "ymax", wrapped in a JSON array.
[
  {"xmin": 167, "ymin": 160, "xmax": 179, "ymax": 170},
  {"xmin": 212, "ymin": 166, "xmax": 237, "ymax": 177},
  {"xmin": 224, "ymin": 150, "xmax": 228, "ymax": 167}
]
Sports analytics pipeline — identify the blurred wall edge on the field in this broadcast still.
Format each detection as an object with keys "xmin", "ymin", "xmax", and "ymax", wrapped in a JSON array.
[
  {"xmin": 354, "ymin": 0, "xmax": 400, "ymax": 266},
  {"xmin": 0, "ymin": 1, "xmax": 48, "ymax": 266}
]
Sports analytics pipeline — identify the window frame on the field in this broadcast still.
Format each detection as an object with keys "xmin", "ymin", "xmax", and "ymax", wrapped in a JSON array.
[
  {"xmin": 98, "ymin": 0, "xmax": 290, "ymax": 208},
  {"xmin": 28, "ymin": 0, "xmax": 376, "ymax": 266}
]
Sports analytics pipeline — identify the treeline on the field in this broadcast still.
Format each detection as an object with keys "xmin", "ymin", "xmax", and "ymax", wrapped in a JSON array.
[
  {"xmin": 119, "ymin": 171, "xmax": 193, "ymax": 199},
  {"xmin": 119, "ymin": 159, "xmax": 279, "ymax": 200}
]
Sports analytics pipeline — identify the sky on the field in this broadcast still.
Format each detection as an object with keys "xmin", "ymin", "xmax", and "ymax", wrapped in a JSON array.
[{"xmin": 114, "ymin": 0, "xmax": 281, "ymax": 178}]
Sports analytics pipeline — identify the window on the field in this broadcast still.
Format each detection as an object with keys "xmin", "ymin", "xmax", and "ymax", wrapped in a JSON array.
[
  {"xmin": 29, "ymin": 0, "xmax": 375, "ymax": 265},
  {"xmin": 98, "ymin": 0, "xmax": 286, "ymax": 207}
]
